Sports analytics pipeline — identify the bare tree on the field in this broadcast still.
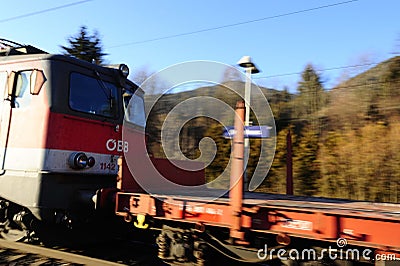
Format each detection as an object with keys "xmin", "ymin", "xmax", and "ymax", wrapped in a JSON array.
[
  {"xmin": 342, "ymin": 52, "xmax": 378, "ymax": 78},
  {"xmin": 220, "ymin": 66, "xmax": 243, "ymax": 83},
  {"xmin": 131, "ymin": 65, "xmax": 166, "ymax": 95},
  {"xmin": 392, "ymin": 33, "xmax": 400, "ymax": 54}
]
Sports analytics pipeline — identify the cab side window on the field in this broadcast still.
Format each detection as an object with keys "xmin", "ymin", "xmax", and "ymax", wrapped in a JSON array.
[
  {"xmin": 13, "ymin": 70, "xmax": 32, "ymax": 108},
  {"xmin": 124, "ymin": 93, "xmax": 146, "ymax": 127}
]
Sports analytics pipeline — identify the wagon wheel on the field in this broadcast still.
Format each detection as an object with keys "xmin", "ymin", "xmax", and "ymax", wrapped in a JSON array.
[
  {"xmin": 0, "ymin": 206, "xmax": 29, "ymax": 242},
  {"xmin": 0, "ymin": 215, "xmax": 28, "ymax": 241}
]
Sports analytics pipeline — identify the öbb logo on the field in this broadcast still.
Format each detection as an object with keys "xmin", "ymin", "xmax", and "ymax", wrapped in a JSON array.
[{"xmin": 106, "ymin": 139, "xmax": 128, "ymax": 152}]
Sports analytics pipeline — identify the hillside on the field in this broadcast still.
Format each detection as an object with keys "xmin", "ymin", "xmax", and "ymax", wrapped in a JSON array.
[
  {"xmin": 144, "ymin": 81, "xmax": 285, "ymax": 157},
  {"xmin": 325, "ymin": 56, "xmax": 400, "ymax": 129},
  {"xmin": 144, "ymin": 56, "xmax": 400, "ymax": 202},
  {"xmin": 336, "ymin": 56, "xmax": 400, "ymax": 90}
]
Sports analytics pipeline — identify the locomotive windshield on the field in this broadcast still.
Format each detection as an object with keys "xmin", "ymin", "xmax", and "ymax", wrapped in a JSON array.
[{"xmin": 69, "ymin": 72, "xmax": 119, "ymax": 118}]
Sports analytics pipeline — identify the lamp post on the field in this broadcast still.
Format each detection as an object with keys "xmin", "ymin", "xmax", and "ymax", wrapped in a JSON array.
[{"xmin": 237, "ymin": 56, "xmax": 260, "ymax": 191}]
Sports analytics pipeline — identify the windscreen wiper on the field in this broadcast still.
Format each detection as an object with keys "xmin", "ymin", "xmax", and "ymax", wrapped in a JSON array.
[{"xmin": 94, "ymin": 70, "xmax": 115, "ymax": 111}]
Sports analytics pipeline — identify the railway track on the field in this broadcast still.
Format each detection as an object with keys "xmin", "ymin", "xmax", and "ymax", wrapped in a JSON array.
[
  {"xmin": 0, "ymin": 238, "xmax": 125, "ymax": 265},
  {"xmin": 0, "ymin": 238, "xmax": 268, "ymax": 266},
  {"xmin": 0, "ymin": 238, "xmax": 167, "ymax": 266}
]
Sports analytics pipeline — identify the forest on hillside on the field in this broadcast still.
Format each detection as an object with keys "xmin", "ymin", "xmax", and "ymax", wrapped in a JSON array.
[{"xmin": 144, "ymin": 56, "xmax": 400, "ymax": 203}]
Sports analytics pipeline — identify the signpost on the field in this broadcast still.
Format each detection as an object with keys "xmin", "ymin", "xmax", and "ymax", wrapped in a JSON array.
[{"xmin": 223, "ymin": 125, "xmax": 271, "ymax": 139}]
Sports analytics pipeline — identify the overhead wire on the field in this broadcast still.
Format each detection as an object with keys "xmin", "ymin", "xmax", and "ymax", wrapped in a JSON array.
[
  {"xmin": 1, "ymin": 0, "xmax": 385, "ymax": 95},
  {"xmin": 109, "ymin": 0, "xmax": 360, "ymax": 48},
  {"xmin": 270, "ymin": 79, "xmax": 400, "ymax": 124},
  {"xmin": 254, "ymin": 62, "xmax": 379, "ymax": 79},
  {"xmin": 0, "ymin": 0, "xmax": 366, "ymax": 84},
  {"xmin": 260, "ymin": 69, "xmax": 398, "ymax": 91},
  {"xmin": 326, "ymin": 78, "xmax": 400, "ymax": 91},
  {"xmin": 103, "ymin": 0, "xmax": 377, "ymax": 93},
  {"xmin": 0, "ymin": 0, "xmax": 93, "ymax": 23}
]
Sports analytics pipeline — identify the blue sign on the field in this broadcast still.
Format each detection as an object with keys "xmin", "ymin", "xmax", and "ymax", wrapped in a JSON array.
[{"xmin": 223, "ymin": 126, "xmax": 271, "ymax": 139}]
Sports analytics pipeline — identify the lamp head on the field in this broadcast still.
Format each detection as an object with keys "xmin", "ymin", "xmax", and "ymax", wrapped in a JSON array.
[{"xmin": 237, "ymin": 56, "xmax": 255, "ymax": 68}]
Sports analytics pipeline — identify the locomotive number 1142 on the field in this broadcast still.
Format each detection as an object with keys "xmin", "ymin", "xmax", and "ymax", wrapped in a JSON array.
[{"xmin": 100, "ymin": 162, "xmax": 116, "ymax": 171}]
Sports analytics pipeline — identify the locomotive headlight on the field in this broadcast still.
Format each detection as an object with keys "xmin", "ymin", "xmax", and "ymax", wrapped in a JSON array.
[
  {"xmin": 68, "ymin": 152, "xmax": 88, "ymax": 169},
  {"xmin": 119, "ymin": 64, "xmax": 129, "ymax": 77},
  {"xmin": 104, "ymin": 64, "xmax": 129, "ymax": 78}
]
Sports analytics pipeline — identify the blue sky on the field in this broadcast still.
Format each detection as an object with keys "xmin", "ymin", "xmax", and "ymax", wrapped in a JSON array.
[{"xmin": 1, "ymin": 0, "xmax": 399, "ymax": 92}]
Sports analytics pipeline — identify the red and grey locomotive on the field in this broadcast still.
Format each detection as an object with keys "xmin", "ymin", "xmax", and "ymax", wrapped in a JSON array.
[{"xmin": 0, "ymin": 39, "xmax": 145, "ymax": 241}]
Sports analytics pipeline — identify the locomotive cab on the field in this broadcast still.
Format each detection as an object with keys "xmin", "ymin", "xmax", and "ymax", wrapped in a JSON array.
[{"xmin": 0, "ymin": 41, "xmax": 145, "ymax": 240}]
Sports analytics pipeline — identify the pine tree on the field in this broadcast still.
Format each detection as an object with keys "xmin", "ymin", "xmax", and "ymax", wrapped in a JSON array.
[
  {"xmin": 296, "ymin": 64, "xmax": 326, "ymax": 132},
  {"xmin": 382, "ymin": 57, "xmax": 400, "ymax": 97},
  {"xmin": 61, "ymin": 26, "xmax": 106, "ymax": 64},
  {"xmin": 259, "ymin": 127, "xmax": 296, "ymax": 194},
  {"xmin": 203, "ymin": 122, "xmax": 232, "ymax": 188},
  {"xmin": 318, "ymin": 131, "xmax": 345, "ymax": 197},
  {"xmin": 294, "ymin": 127, "xmax": 320, "ymax": 196}
]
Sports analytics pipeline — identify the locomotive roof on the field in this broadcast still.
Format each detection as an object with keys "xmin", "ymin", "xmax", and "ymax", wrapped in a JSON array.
[
  {"xmin": 0, "ymin": 38, "xmax": 141, "ymax": 92},
  {"xmin": 0, "ymin": 53, "xmax": 140, "ymax": 90},
  {"xmin": 0, "ymin": 38, "xmax": 47, "ymax": 56},
  {"xmin": 1, "ymin": 53, "xmax": 110, "ymax": 72},
  {"xmin": 0, "ymin": 39, "xmax": 114, "ymax": 74}
]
